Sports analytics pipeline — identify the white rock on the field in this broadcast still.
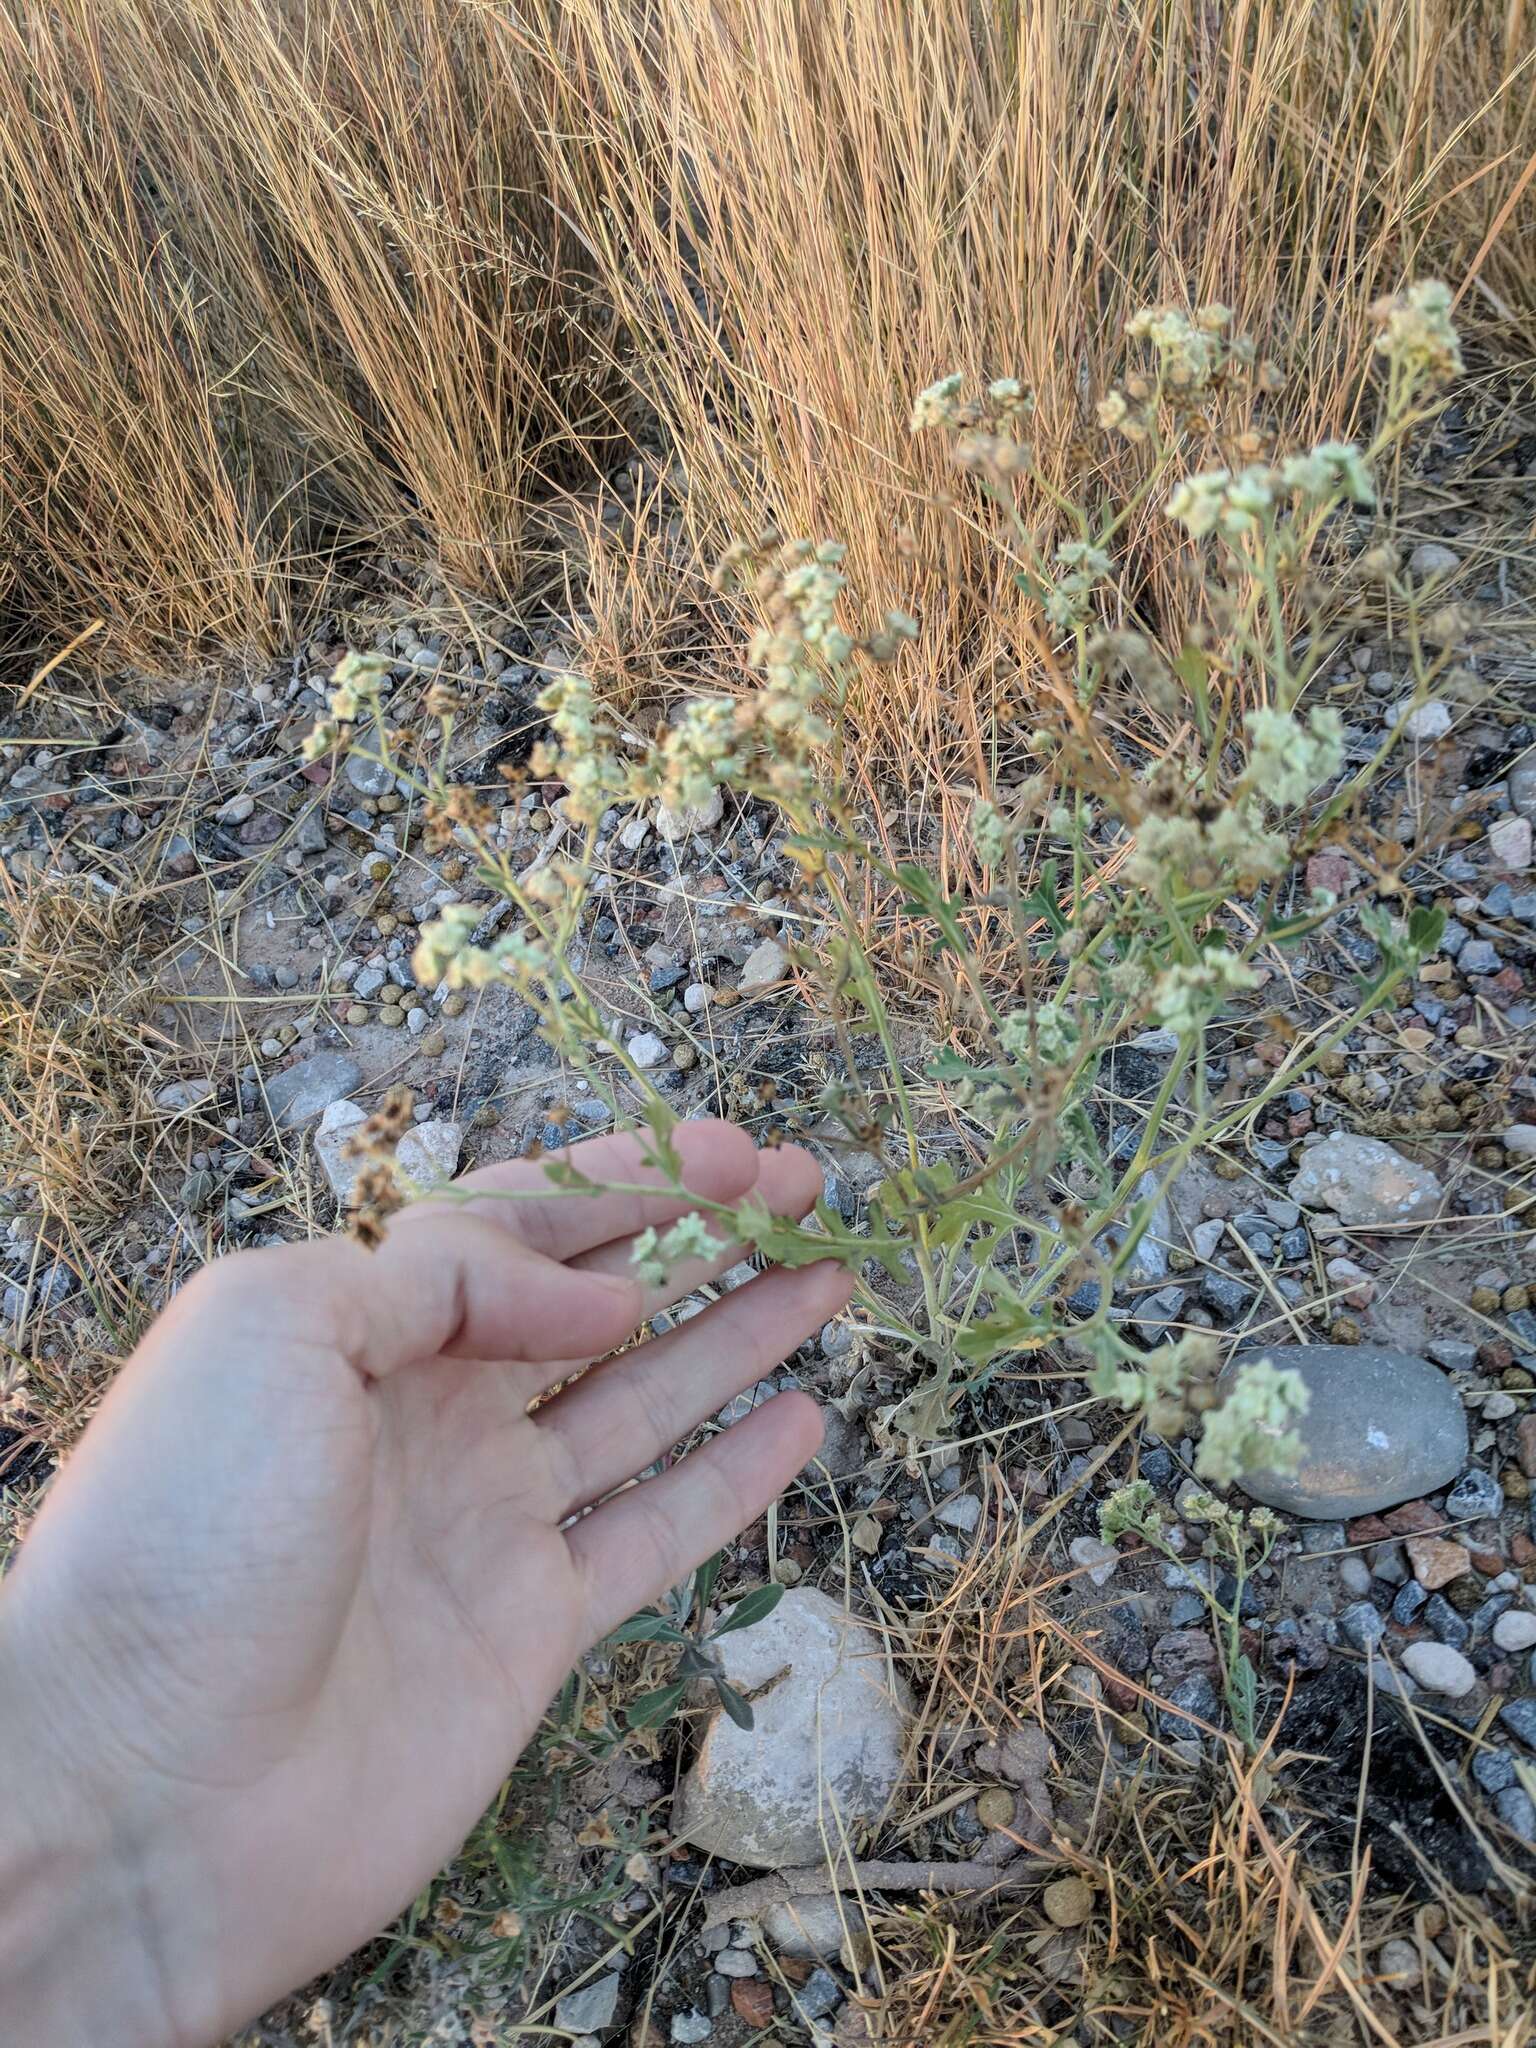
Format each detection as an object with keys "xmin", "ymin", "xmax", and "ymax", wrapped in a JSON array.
[
  {"xmin": 1489, "ymin": 814, "xmax": 1532, "ymax": 870},
  {"xmin": 1504, "ymin": 1124, "xmax": 1536, "ymax": 1160},
  {"xmin": 683, "ymin": 982, "xmax": 713, "ymax": 1014},
  {"xmin": 1068, "ymin": 1535, "xmax": 1120, "ymax": 1587},
  {"xmin": 762, "ymin": 1892, "xmax": 872, "ymax": 1966},
  {"xmin": 1400, "ymin": 1641, "xmax": 1477, "ymax": 1697},
  {"xmin": 618, "ymin": 813, "xmax": 651, "ymax": 852},
  {"xmin": 1482, "ymin": 1392, "xmax": 1518, "ymax": 1421},
  {"xmin": 627, "ymin": 1030, "xmax": 669, "ymax": 1068},
  {"xmin": 1409, "ymin": 542, "xmax": 1460, "ymax": 580},
  {"xmin": 1390, "ymin": 699, "xmax": 1452, "ymax": 742},
  {"xmin": 656, "ymin": 786, "xmax": 723, "ymax": 840},
  {"xmin": 155, "ymin": 1078, "xmax": 215, "ymax": 1112},
  {"xmin": 215, "ymin": 793, "xmax": 255, "ymax": 824},
  {"xmin": 937, "ymin": 1493, "xmax": 982, "ymax": 1534},
  {"xmin": 314, "ymin": 1099, "xmax": 462, "ymax": 1204},
  {"xmin": 1492, "ymin": 1610, "xmax": 1536, "ymax": 1653},
  {"xmin": 739, "ymin": 936, "xmax": 788, "ymax": 994},
  {"xmin": 1376, "ymin": 1937, "xmax": 1422, "ymax": 1983},
  {"xmin": 555, "ymin": 1972, "xmax": 624, "ymax": 2035},
  {"xmin": 1290, "ymin": 1133, "xmax": 1444, "ymax": 1229},
  {"xmin": 673, "ymin": 1587, "xmax": 910, "ymax": 1868}
]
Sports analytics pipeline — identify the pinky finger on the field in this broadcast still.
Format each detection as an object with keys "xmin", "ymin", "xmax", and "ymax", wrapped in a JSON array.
[{"xmin": 564, "ymin": 1392, "xmax": 825, "ymax": 1643}]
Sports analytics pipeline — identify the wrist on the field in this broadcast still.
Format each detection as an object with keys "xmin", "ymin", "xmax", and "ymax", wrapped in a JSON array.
[{"xmin": 0, "ymin": 1595, "xmax": 211, "ymax": 2048}]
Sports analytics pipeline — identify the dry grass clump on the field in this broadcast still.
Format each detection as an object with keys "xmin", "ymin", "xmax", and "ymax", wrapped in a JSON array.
[
  {"xmin": 853, "ymin": 1524, "xmax": 1531, "ymax": 2047},
  {"xmin": 515, "ymin": 0, "xmax": 1536, "ymax": 786},
  {"xmin": 0, "ymin": 0, "xmax": 623, "ymax": 671},
  {"xmin": 4, "ymin": 0, "xmax": 1534, "ymax": 736}
]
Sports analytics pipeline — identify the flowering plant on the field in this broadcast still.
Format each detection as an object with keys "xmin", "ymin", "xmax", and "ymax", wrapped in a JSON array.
[{"xmin": 313, "ymin": 287, "xmax": 1460, "ymax": 1484}]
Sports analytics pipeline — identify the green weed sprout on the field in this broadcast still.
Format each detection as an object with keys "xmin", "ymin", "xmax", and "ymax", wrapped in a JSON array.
[{"xmin": 605, "ymin": 1552, "xmax": 785, "ymax": 1732}]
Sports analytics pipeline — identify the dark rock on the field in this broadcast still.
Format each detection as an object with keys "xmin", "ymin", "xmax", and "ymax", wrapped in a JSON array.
[
  {"xmin": 1447, "ymin": 1468, "xmax": 1504, "ymax": 1521},
  {"xmin": 1221, "ymin": 1345, "xmax": 1468, "ymax": 1519},
  {"xmin": 1423, "ymin": 1593, "xmax": 1470, "ymax": 1650}
]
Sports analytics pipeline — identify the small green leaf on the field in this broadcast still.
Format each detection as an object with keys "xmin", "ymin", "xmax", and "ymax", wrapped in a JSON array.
[
  {"xmin": 1407, "ymin": 903, "xmax": 1446, "ymax": 958},
  {"xmin": 605, "ymin": 1613, "xmax": 684, "ymax": 1647},
  {"xmin": 714, "ymin": 1680, "xmax": 756, "ymax": 1731},
  {"xmin": 626, "ymin": 1680, "xmax": 688, "ymax": 1731},
  {"xmin": 691, "ymin": 1551, "xmax": 722, "ymax": 1617},
  {"xmin": 712, "ymin": 1582, "xmax": 785, "ymax": 1637}
]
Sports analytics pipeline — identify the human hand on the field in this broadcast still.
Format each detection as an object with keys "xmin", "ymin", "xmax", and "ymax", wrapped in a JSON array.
[{"xmin": 0, "ymin": 1118, "xmax": 849, "ymax": 2046}]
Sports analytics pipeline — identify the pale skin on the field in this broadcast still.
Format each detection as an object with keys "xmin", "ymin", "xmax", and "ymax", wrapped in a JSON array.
[{"xmin": 0, "ymin": 1119, "xmax": 850, "ymax": 2047}]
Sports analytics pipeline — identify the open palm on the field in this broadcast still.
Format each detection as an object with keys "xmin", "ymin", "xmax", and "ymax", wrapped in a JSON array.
[{"xmin": 0, "ymin": 1120, "xmax": 847, "ymax": 2047}]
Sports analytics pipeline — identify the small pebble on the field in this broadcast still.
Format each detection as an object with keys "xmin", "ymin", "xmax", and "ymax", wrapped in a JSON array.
[
  {"xmin": 1401, "ymin": 1640, "xmax": 1477, "ymax": 1696},
  {"xmin": 1492, "ymin": 1610, "xmax": 1536, "ymax": 1653},
  {"xmin": 378, "ymin": 1004, "xmax": 405, "ymax": 1028}
]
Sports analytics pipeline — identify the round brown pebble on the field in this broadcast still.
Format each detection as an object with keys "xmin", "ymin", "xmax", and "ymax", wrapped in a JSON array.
[
  {"xmin": 1476, "ymin": 1144, "xmax": 1506, "ymax": 1170},
  {"xmin": 345, "ymin": 1004, "xmax": 368, "ymax": 1026},
  {"xmin": 1471, "ymin": 1286, "xmax": 1502, "ymax": 1315},
  {"xmin": 377, "ymin": 793, "xmax": 402, "ymax": 814},
  {"xmin": 672, "ymin": 1043, "xmax": 697, "ymax": 1071},
  {"xmin": 378, "ymin": 1004, "xmax": 405, "ymax": 1028},
  {"xmin": 1043, "ymin": 1877, "xmax": 1093, "ymax": 1928},
  {"xmin": 376, "ymin": 913, "xmax": 397, "ymax": 935},
  {"xmin": 527, "ymin": 807, "xmax": 551, "ymax": 832},
  {"xmin": 1505, "ymin": 1285, "xmax": 1531, "ymax": 1314},
  {"xmin": 420, "ymin": 1029, "xmax": 446, "ymax": 1058},
  {"xmin": 976, "ymin": 1787, "xmax": 1016, "ymax": 1830},
  {"xmin": 1330, "ymin": 1316, "xmax": 1362, "ymax": 1345},
  {"xmin": 442, "ymin": 993, "xmax": 467, "ymax": 1018},
  {"xmin": 472, "ymin": 1102, "xmax": 500, "ymax": 1128}
]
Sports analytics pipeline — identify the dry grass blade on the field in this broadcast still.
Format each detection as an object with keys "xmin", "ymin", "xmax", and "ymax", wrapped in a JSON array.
[{"xmin": 515, "ymin": 0, "xmax": 1536, "ymax": 796}]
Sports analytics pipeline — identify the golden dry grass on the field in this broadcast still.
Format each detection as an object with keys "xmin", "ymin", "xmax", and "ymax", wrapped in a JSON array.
[
  {"xmin": 2, "ymin": 0, "xmax": 1533, "ymax": 729},
  {"xmin": 516, "ymin": 0, "xmax": 1536, "ymax": 791}
]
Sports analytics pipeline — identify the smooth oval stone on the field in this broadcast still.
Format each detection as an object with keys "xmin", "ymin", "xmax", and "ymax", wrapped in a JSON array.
[{"xmin": 1219, "ymin": 1344, "xmax": 1468, "ymax": 1520}]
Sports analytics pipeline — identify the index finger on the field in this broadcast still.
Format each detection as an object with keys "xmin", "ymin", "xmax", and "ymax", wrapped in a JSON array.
[{"xmin": 394, "ymin": 1117, "xmax": 763, "ymax": 1262}]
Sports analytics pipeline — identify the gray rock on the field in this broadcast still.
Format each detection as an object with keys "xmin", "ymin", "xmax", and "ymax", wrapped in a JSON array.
[
  {"xmin": 313, "ymin": 1099, "xmax": 461, "ymax": 1203},
  {"xmin": 1509, "ymin": 755, "xmax": 1536, "ymax": 823},
  {"xmin": 672, "ymin": 1588, "xmax": 910, "ymax": 1868},
  {"xmin": 1221, "ymin": 1344, "xmax": 1468, "ymax": 1519},
  {"xmin": 1409, "ymin": 542, "xmax": 1460, "ymax": 580},
  {"xmin": 1496, "ymin": 1785, "xmax": 1536, "ymax": 1843},
  {"xmin": 294, "ymin": 803, "xmax": 328, "ymax": 854},
  {"xmin": 1473, "ymin": 1747, "xmax": 1517, "ymax": 1794},
  {"xmin": 1200, "ymin": 1270, "xmax": 1254, "ymax": 1319},
  {"xmin": 156, "ymin": 1077, "xmax": 215, "ymax": 1113},
  {"xmin": 1499, "ymin": 1697, "xmax": 1536, "ymax": 1748},
  {"xmin": 1458, "ymin": 939, "xmax": 1501, "ymax": 975},
  {"xmin": 1424, "ymin": 1593, "xmax": 1470, "ymax": 1649},
  {"xmin": 1392, "ymin": 1580, "xmax": 1429, "ymax": 1626},
  {"xmin": 1289, "ymin": 1134, "xmax": 1444, "ymax": 1229},
  {"xmin": 762, "ymin": 1893, "xmax": 871, "ymax": 1964},
  {"xmin": 555, "ymin": 1972, "xmax": 624, "ymax": 2034},
  {"xmin": 265, "ymin": 1051, "xmax": 363, "ymax": 1129},
  {"xmin": 1390, "ymin": 699, "xmax": 1452, "ymax": 741},
  {"xmin": 345, "ymin": 725, "xmax": 395, "ymax": 795},
  {"xmin": 671, "ymin": 2014, "xmax": 712, "ymax": 2044},
  {"xmin": 627, "ymin": 1031, "xmax": 669, "ymax": 1068},
  {"xmin": 1338, "ymin": 1601, "xmax": 1386, "ymax": 1653},
  {"xmin": 1447, "ymin": 1468, "xmax": 1504, "ymax": 1522},
  {"xmin": 713, "ymin": 1949, "xmax": 758, "ymax": 1978},
  {"xmin": 937, "ymin": 1493, "xmax": 982, "ymax": 1534},
  {"xmin": 739, "ymin": 936, "xmax": 788, "ymax": 995},
  {"xmin": 353, "ymin": 964, "xmax": 387, "ymax": 1000},
  {"xmin": 1068, "ymin": 1535, "xmax": 1120, "ymax": 1587},
  {"xmin": 1157, "ymin": 1672, "xmax": 1220, "ymax": 1737},
  {"xmin": 794, "ymin": 1969, "xmax": 842, "ymax": 2022}
]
